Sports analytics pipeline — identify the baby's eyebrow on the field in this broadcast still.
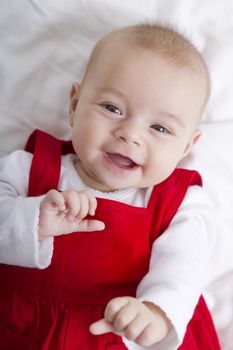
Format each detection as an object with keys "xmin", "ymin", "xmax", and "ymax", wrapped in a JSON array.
[
  {"xmin": 158, "ymin": 111, "xmax": 186, "ymax": 129},
  {"xmin": 95, "ymin": 86, "xmax": 126, "ymax": 99}
]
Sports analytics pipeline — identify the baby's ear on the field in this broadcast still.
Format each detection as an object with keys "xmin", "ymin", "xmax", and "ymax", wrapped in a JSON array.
[
  {"xmin": 192, "ymin": 129, "xmax": 202, "ymax": 145},
  {"xmin": 69, "ymin": 82, "xmax": 80, "ymax": 125},
  {"xmin": 182, "ymin": 129, "xmax": 202, "ymax": 158}
]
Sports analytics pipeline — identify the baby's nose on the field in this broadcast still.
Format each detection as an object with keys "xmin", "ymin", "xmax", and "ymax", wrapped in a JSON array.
[{"xmin": 114, "ymin": 121, "xmax": 142, "ymax": 145}]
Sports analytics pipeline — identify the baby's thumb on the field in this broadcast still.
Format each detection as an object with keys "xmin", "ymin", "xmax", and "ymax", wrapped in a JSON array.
[
  {"xmin": 77, "ymin": 219, "xmax": 105, "ymax": 232},
  {"xmin": 89, "ymin": 319, "xmax": 113, "ymax": 335}
]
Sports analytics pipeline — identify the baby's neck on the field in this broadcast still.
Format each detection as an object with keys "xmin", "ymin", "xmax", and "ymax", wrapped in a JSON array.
[{"xmin": 74, "ymin": 159, "xmax": 122, "ymax": 193}]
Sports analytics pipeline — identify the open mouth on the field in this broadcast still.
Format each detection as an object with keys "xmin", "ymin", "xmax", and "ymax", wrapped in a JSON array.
[{"xmin": 106, "ymin": 153, "xmax": 139, "ymax": 169}]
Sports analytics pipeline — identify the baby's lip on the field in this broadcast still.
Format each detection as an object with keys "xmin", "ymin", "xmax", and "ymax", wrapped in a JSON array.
[{"xmin": 106, "ymin": 152, "xmax": 140, "ymax": 168}]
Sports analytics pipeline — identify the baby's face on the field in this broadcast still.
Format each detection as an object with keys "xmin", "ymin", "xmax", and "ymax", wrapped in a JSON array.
[{"xmin": 70, "ymin": 48, "xmax": 205, "ymax": 192}]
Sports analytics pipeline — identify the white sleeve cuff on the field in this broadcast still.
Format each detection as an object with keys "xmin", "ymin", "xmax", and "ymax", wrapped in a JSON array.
[{"xmin": 0, "ymin": 195, "xmax": 53, "ymax": 269}]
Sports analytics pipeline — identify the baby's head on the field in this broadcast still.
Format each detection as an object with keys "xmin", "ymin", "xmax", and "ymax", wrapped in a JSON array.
[
  {"xmin": 83, "ymin": 24, "xmax": 210, "ymax": 115},
  {"xmin": 69, "ymin": 23, "xmax": 210, "ymax": 192}
]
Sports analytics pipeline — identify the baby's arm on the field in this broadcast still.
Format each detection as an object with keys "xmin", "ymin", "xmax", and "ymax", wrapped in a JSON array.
[
  {"xmin": 0, "ymin": 150, "xmax": 104, "ymax": 268},
  {"xmin": 90, "ymin": 186, "xmax": 217, "ymax": 348},
  {"xmin": 134, "ymin": 186, "xmax": 217, "ymax": 348},
  {"xmin": 39, "ymin": 189, "xmax": 104, "ymax": 240},
  {"xmin": 90, "ymin": 296, "xmax": 171, "ymax": 346}
]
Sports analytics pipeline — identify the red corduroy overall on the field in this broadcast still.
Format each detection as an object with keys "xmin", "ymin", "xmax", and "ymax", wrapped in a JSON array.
[{"xmin": 0, "ymin": 130, "xmax": 220, "ymax": 350}]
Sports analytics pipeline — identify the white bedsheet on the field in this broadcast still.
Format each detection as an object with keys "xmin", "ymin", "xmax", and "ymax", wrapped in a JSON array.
[{"xmin": 0, "ymin": 1, "xmax": 233, "ymax": 348}]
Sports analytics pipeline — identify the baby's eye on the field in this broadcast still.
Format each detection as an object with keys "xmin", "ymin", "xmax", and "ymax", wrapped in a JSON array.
[
  {"xmin": 151, "ymin": 124, "xmax": 169, "ymax": 134},
  {"xmin": 104, "ymin": 104, "xmax": 122, "ymax": 116}
]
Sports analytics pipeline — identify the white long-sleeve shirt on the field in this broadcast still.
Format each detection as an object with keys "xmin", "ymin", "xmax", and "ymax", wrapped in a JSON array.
[{"xmin": 0, "ymin": 150, "xmax": 217, "ymax": 350}]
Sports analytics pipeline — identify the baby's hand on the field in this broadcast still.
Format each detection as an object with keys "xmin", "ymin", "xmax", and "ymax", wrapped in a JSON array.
[
  {"xmin": 90, "ymin": 297, "xmax": 171, "ymax": 346},
  {"xmin": 38, "ymin": 189, "xmax": 105, "ymax": 240}
]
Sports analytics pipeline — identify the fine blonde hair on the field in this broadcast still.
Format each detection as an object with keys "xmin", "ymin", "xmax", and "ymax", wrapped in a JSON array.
[{"xmin": 83, "ymin": 23, "xmax": 211, "ymax": 108}]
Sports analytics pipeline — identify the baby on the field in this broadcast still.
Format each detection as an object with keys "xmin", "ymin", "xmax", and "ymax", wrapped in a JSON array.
[{"xmin": 0, "ymin": 23, "xmax": 220, "ymax": 349}]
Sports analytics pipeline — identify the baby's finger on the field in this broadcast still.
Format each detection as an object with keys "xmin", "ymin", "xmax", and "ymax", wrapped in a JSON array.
[
  {"xmin": 104, "ymin": 297, "xmax": 132, "ymax": 323},
  {"xmin": 85, "ymin": 191, "xmax": 97, "ymax": 216},
  {"xmin": 77, "ymin": 219, "xmax": 105, "ymax": 232},
  {"xmin": 62, "ymin": 191, "xmax": 81, "ymax": 219},
  {"xmin": 75, "ymin": 191, "xmax": 91, "ymax": 219},
  {"xmin": 89, "ymin": 319, "xmax": 114, "ymax": 335},
  {"xmin": 112, "ymin": 302, "xmax": 138, "ymax": 332},
  {"xmin": 134, "ymin": 323, "xmax": 159, "ymax": 346},
  {"xmin": 43, "ymin": 190, "xmax": 66, "ymax": 211},
  {"xmin": 124, "ymin": 315, "xmax": 148, "ymax": 342}
]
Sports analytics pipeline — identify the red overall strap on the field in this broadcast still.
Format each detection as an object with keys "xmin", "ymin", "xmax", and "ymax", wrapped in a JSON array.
[
  {"xmin": 25, "ymin": 129, "xmax": 74, "ymax": 196},
  {"xmin": 148, "ymin": 168, "xmax": 202, "ymax": 243},
  {"xmin": 148, "ymin": 169, "xmax": 220, "ymax": 349}
]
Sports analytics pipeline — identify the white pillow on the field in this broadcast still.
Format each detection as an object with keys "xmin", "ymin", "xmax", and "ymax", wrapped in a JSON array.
[{"xmin": 0, "ymin": 0, "xmax": 233, "ymax": 155}]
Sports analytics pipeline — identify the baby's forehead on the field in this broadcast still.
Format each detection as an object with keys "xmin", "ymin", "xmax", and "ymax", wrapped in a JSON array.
[
  {"xmin": 89, "ymin": 38, "xmax": 207, "ymax": 85},
  {"xmin": 89, "ymin": 27, "xmax": 208, "ymax": 77},
  {"xmin": 84, "ymin": 26, "xmax": 210, "ymax": 112}
]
